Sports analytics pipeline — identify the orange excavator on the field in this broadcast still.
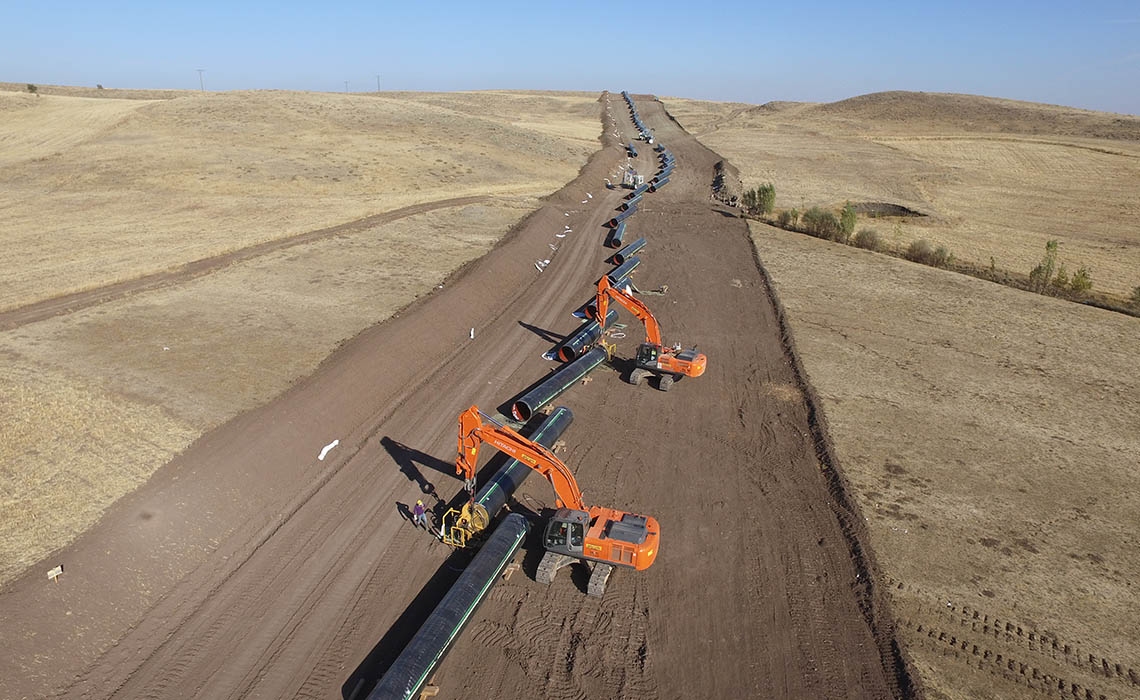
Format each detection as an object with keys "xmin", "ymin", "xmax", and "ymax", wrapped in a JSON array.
[
  {"xmin": 450, "ymin": 405, "xmax": 659, "ymax": 596},
  {"xmin": 592, "ymin": 276, "xmax": 707, "ymax": 391}
]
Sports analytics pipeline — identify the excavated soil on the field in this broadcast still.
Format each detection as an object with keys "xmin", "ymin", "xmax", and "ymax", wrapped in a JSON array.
[{"xmin": 0, "ymin": 94, "xmax": 914, "ymax": 698}]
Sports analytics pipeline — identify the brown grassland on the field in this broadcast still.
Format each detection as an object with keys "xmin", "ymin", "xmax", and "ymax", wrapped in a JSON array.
[
  {"xmin": 666, "ymin": 91, "xmax": 1140, "ymax": 300},
  {"xmin": 0, "ymin": 85, "xmax": 600, "ymax": 583},
  {"xmin": 665, "ymin": 93, "xmax": 1140, "ymax": 699}
]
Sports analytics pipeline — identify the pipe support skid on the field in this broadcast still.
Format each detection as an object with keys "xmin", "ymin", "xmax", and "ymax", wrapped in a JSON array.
[
  {"xmin": 517, "ymin": 346, "xmax": 609, "ymax": 417},
  {"xmin": 605, "ymin": 221, "xmax": 627, "ymax": 249},
  {"xmin": 367, "ymin": 513, "xmax": 531, "ymax": 700},
  {"xmin": 476, "ymin": 407, "xmax": 573, "ymax": 516},
  {"xmin": 610, "ymin": 237, "xmax": 647, "ymax": 265}
]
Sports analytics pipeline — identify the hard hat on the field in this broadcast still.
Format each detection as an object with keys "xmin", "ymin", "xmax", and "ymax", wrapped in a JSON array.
[{"xmin": 416, "ymin": 500, "xmax": 423, "ymax": 505}]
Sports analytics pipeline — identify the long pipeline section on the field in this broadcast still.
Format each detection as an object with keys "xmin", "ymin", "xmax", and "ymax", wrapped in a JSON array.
[{"xmin": 366, "ymin": 514, "xmax": 530, "ymax": 700}]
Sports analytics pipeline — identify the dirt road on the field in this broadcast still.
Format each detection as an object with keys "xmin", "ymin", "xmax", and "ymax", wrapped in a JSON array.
[{"xmin": 0, "ymin": 94, "xmax": 914, "ymax": 698}]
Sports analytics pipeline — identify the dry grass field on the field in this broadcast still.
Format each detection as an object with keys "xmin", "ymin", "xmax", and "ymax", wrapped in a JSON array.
[
  {"xmin": 666, "ymin": 91, "xmax": 1140, "ymax": 698},
  {"xmin": 0, "ymin": 86, "xmax": 600, "ymax": 584},
  {"xmin": 749, "ymin": 225, "xmax": 1140, "ymax": 699},
  {"xmin": 666, "ymin": 92, "xmax": 1140, "ymax": 300}
]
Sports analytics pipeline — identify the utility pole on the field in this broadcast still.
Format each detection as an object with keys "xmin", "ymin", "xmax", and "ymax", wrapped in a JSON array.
[
  {"xmin": 196, "ymin": 69, "xmax": 205, "ymax": 91},
  {"xmin": 344, "ymin": 80, "xmax": 349, "ymax": 93},
  {"xmin": 376, "ymin": 74, "xmax": 381, "ymax": 92}
]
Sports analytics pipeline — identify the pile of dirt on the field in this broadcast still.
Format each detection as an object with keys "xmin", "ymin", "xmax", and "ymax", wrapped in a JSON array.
[
  {"xmin": 712, "ymin": 158, "xmax": 743, "ymax": 205},
  {"xmin": 808, "ymin": 90, "xmax": 1140, "ymax": 140}
]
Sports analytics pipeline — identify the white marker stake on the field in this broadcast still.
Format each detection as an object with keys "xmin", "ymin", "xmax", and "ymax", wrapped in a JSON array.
[
  {"xmin": 470, "ymin": 327, "xmax": 475, "ymax": 339},
  {"xmin": 318, "ymin": 439, "xmax": 339, "ymax": 461}
]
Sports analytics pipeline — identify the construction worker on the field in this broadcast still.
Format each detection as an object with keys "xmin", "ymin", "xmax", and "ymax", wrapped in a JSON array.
[{"xmin": 412, "ymin": 500, "xmax": 428, "ymax": 529}]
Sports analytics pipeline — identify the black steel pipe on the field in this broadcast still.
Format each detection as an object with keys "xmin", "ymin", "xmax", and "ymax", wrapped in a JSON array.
[
  {"xmin": 476, "ymin": 407, "xmax": 572, "ymax": 515},
  {"xmin": 516, "ymin": 345, "xmax": 609, "ymax": 417},
  {"xmin": 610, "ymin": 237, "xmax": 647, "ymax": 265},
  {"xmin": 626, "ymin": 183, "xmax": 649, "ymax": 199},
  {"xmin": 554, "ymin": 313, "xmax": 617, "ymax": 363},
  {"xmin": 605, "ymin": 255, "xmax": 641, "ymax": 286},
  {"xmin": 366, "ymin": 513, "xmax": 531, "ymax": 700},
  {"xmin": 619, "ymin": 194, "xmax": 642, "ymax": 212},
  {"xmin": 649, "ymin": 176, "xmax": 669, "ymax": 192},
  {"xmin": 604, "ymin": 221, "xmax": 627, "ymax": 249},
  {"xmin": 606, "ymin": 205, "xmax": 636, "ymax": 228}
]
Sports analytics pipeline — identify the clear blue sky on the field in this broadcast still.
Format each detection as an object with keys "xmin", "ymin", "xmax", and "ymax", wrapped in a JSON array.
[{"xmin": 5, "ymin": 0, "xmax": 1139, "ymax": 114}]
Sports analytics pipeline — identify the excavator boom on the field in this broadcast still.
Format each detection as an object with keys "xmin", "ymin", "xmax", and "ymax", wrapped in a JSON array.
[
  {"xmin": 451, "ymin": 406, "xmax": 660, "ymax": 579},
  {"xmin": 595, "ymin": 276, "xmax": 662, "ymax": 346},
  {"xmin": 456, "ymin": 406, "xmax": 585, "ymax": 510}
]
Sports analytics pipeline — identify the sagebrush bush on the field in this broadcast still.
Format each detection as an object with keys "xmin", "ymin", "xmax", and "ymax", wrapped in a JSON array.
[
  {"xmin": 802, "ymin": 207, "xmax": 841, "ymax": 240},
  {"xmin": 905, "ymin": 239, "xmax": 952, "ymax": 267},
  {"xmin": 853, "ymin": 227, "xmax": 881, "ymax": 251},
  {"xmin": 776, "ymin": 210, "xmax": 793, "ymax": 228}
]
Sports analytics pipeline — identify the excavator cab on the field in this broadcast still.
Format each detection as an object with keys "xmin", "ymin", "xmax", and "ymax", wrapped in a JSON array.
[
  {"xmin": 634, "ymin": 342, "xmax": 661, "ymax": 370},
  {"xmin": 544, "ymin": 509, "xmax": 588, "ymax": 556}
]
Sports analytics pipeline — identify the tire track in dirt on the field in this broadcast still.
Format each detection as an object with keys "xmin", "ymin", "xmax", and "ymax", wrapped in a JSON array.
[
  {"xmin": 0, "ymin": 194, "xmax": 493, "ymax": 329},
  {"xmin": 887, "ymin": 576, "xmax": 1138, "ymax": 699}
]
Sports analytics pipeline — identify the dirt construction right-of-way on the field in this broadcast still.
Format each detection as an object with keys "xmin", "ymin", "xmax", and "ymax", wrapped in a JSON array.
[{"xmin": 0, "ymin": 93, "xmax": 916, "ymax": 698}]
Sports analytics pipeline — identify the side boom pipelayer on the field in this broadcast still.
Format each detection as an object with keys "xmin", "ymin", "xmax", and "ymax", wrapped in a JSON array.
[{"xmin": 449, "ymin": 406, "xmax": 660, "ymax": 596}]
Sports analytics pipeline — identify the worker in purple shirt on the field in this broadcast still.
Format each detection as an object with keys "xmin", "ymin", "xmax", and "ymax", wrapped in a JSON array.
[{"xmin": 412, "ymin": 499, "xmax": 428, "ymax": 529}]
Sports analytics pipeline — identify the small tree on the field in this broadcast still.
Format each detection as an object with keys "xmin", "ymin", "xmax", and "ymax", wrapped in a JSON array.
[
  {"xmin": 1029, "ymin": 240, "xmax": 1059, "ymax": 293},
  {"xmin": 1051, "ymin": 263, "xmax": 1070, "ymax": 291},
  {"xmin": 1069, "ymin": 266, "xmax": 1092, "ymax": 294},
  {"xmin": 756, "ymin": 183, "xmax": 776, "ymax": 216},
  {"xmin": 776, "ymin": 210, "xmax": 793, "ymax": 228},
  {"xmin": 26, "ymin": 83, "xmax": 37, "ymax": 95},
  {"xmin": 840, "ymin": 201, "xmax": 857, "ymax": 240},
  {"xmin": 789, "ymin": 207, "xmax": 800, "ymax": 227}
]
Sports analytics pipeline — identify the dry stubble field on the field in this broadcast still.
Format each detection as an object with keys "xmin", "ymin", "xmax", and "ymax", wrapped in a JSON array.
[
  {"xmin": 0, "ymin": 85, "xmax": 600, "ymax": 584},
  {"xmin": 665, "ymin": 93, "xmax": 1140, "ymax": 698},
  {"xmin": 666, "ymin": 91, "xmax": 1140, "ymax": 300}
]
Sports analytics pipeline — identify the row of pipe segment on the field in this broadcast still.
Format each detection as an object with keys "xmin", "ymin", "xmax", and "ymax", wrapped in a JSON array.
[{"xmin": 366, "ymin": 90, "xmax": 672, "ymax": 700}]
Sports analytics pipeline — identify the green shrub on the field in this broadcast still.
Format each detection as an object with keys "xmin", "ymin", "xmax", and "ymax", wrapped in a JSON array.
[
  {"xmin": 905, "ymin": 239, "xmax": 951, "ymax": 267},
  {"xmin": 1051, "ymin": 263, "xmax": 1070, "ymax": 290},
  {"xmin": 802, "ymin": 206, "xmax": 841, "ymax": 240},
  {"xmin": 1069, "ymin": 266, "xmax": 1092, "ymax": 294},
  {"xmin": 776, "ymin": 210, "xmax": 793, "ymax": 228},
  {"xmin": 1130, "ymin": 286, "xmax": 1140, "ymax": 310},
  {"xmin": 757, "ymin": 183, "xmax": 776, "ymax": 215},
  {"xmin": 840, "ymin": 201, "xmax": 857, "ymax": 239},
  {"xmin": 1029, "ymin": 240, "xmax": 1059, "ymax": 293},
  {"xmin": 789, "ymin": 208, "xmax": 800, "ymax": 227},
  {"xmin": 26, "ymin": 83, "xmax": 37, "ymax": 95},
  {"xmin": 852, "ymin": 227, "xmax": 881, "ymax": 251}
]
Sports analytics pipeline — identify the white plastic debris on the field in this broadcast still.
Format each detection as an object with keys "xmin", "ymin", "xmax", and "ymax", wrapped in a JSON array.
[
  {"xmin": 318, "ymin": 440, "xmax": 339, "ymax": 461},
  {"xmin": 542, "ymin": 350, "xmax": 557, "ymax": 361},
  {"xmin": 470, "ymin": 327, "xmax": 475, "ymax": 339}
]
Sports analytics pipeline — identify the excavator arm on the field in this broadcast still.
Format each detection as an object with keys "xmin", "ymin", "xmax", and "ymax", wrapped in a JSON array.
[
  {"xmin": 595, "ymin": 276, "xmax": 663, "ymax": 346},
  {"xmin": 456, "ymin": 406, "xmax": 587, "ymax": 511}
]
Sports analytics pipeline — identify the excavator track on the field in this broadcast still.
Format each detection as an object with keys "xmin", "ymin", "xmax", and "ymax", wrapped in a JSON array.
[
  {"xmin": 658, "ymin": 374, "xmax": 674, "ymax": 392},
  {"xmin": 628, "ymin": 368, "xmax": 652, "ymax": 386},
  {"xmin": 536, "ymin": 551, "xmax": 576, "ymax": 585},
  {"xmin": 587, "ymin": 563, "xmax": 614, "ymax": 597}
]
